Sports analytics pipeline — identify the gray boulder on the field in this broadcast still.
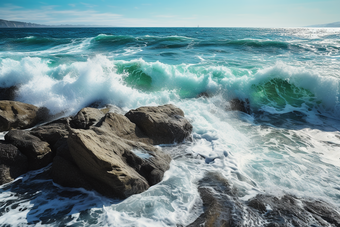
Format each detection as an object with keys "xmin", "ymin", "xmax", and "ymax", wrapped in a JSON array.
[
  {"xmin": 0, "ymin": 141, "xmax": 28, "ymax": 185},
  {"xmin": 125, "ymin": 104, "xmax": 192, "ymax": 145},
  {"xmin": 5, "ymin": 130, "xmax": 53, "ymax": 170}
]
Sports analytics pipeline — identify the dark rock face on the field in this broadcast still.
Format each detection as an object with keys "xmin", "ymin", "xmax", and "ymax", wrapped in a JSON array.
[
  {"xmin": 228, "ymin": 98, "xmax": 250, "ymax": 114},
  {"xmin": 188, "ymin": 172, "xmax": 261, "ymax": 227},
  {"xmin": 0, "ymin": 141, "xmax": 28, "ymax": 185},
  {"xmin": 67, "ymin": 112, "xmax": 171, "ymax": 198},
  {"xmin": 0, "ymin": 101, "xmax": 50, "ymax": 132},
  {"xmin": 5, "ymin": 130, "xmax": 53, "ymax": 170},
  {"xmin": 0, "ymin": 86, "xmax": 18, "ymax": 100},
  {"xmin": 52, "ymin": 155, "xmax": 93, "ymax": 191},
  {"xmin": 248, "ymin": 194, "xmax": 340, "ymax": 227},
  {"xmin": 125, "ymin": 104, "xmax": 193, "ymax": 145},
  {"xmin": 30, "ymin": 117, "xmax": 70, "ymax": 148},
  {"xmin": 189, "ymin": 172, "xmax": 340, "ymax": 227}
]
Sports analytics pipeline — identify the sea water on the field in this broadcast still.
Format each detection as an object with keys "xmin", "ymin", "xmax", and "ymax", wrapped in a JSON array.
[{"xmin": 0, "ymin": 27, "xmax": 340, "ymax": 226}]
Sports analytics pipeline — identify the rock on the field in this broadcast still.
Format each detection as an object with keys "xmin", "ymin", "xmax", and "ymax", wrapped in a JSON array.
[
  {"xmin": 248, "ymin": 194, "xmax": 340, "ymax": 227},
  {"xmin": 67, "ymin": 112, "xmax": 171, "ymax": 198},
  {"xmin": 0, "ymin": 86, "xmax": 18, "ymax": 100},
  {"xmin": 30, "ymin": 117, "xmax": 70, "ymax": 148},
  {"xmin": 104, "ymin": 104, "xmax": 126, "ymax": 115},
  {"xmin": 53, "ymin": 137, "xmax": 72, "ymax": 162},
  {"xmin": 227, "ymin": 98, "xmax": 250, "ymax": 114},
  {"xmin": 197, "ymin": 92, "xmax": 211, "ymax": 98},
  {"xmin": 51, "ymin": 137, "xmax": 123, "ymax": 196},
  {"xmin": 95, "ymin": 112, "xmax": 152, "ymax": 144},
  {"xmin": 125, "ymin": 104, "xmax": 193, "ymax": 145},
  {"xmin": 188, "ymin": 172, "xmax": 259, "ymax": 227},
  {"xmin": 52, "ymin": 155, "xmax": 93, "ymax": 191},
  {"xmin": 70, "ymin": 107, "xmax": 105, "ymax": 129},
  {"xmin": 0, "ymin": 100, "xmax": 50, "ymax": 132},
  {"xmin": 0, "ymin": 141, "xmax": 28, "ymax": 185},
  {"xmin": 5, "ymin": 130, "xmax": 53, "ymax": 170},
  {"xmin": 189, "ymin": 172, "xmax": 340, "ymax": 227}
]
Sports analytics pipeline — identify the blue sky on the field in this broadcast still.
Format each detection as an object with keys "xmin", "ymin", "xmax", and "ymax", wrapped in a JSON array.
[{"xmin": 0, "ymin": 0, "xmax": 339, "ymax": 27}]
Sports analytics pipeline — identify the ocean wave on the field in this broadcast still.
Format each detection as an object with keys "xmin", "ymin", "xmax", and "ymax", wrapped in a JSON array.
[
  {"xmin": 9, "ymin": 36, "xmax": 71, "ymax": 46},
  {"xmin": 0, "ymin": 56, "xmax": 339, "ymax": 118}
]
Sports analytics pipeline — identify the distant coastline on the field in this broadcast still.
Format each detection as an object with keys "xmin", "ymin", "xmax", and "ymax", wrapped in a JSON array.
[
  {"xmin": 308, "ymin": 21, "xmax": 340, "ymax": 27},
  {"xmin": 1, "ymin": 18, "xmax": 340, "ymax": 28},
  {"xmin": 0, "ymin": 19, "xmax": 45, "ymax": 28},
  {"xmin": 0, "ymin": 19, "xmax": 107, "ymax": 28}
]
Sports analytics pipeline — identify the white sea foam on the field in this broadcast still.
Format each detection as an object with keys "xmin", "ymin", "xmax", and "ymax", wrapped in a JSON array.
[{"xmin": 1, "ymin": 51, "xmax": 340, "ymax": 225}]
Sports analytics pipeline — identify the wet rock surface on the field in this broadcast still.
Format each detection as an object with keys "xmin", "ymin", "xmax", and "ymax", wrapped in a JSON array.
[
  {"xmin": 189, "ymin": 172, "xmax": 340, "ymax": 227},
  {"xmin": 5, "ymin": 130, "xmax": 53, "ymax": 170},
  {"xmin": 0, "ymin": 141, "xmax": 28, "ymax": 185},
  {"xmin": 30, "ymin": 117, "xmax": 70, "ymax": 148},
  {"xmin": 0, "ymin": 104, "xmax": 192, "ymax": 199},
  {"xmin": 0, "ymin": 101, "xmax": 51, "ymax": 132},
  {"xmin": 227, "ymin": 98, "xmax": 250, "ymax": 114},
  {"xmin": 67, "ymin": 112, "xmax": 172, "ymax": 198},
  {"xmin": 125, "ymin": 104, "xmax": 193, "ymax": 145},
  {"xmin": 70, "ymin": 107, "xmax": 105, "ymax": 129},
  {"xmin": 248, "ymin": 194, "xmax": 340, "ymax": 227}
]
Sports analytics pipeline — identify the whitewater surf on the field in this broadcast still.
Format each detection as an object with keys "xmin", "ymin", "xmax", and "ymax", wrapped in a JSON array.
[{"xmin": 0, "ymin": 27, "xmax": 340, "ymax": 226}]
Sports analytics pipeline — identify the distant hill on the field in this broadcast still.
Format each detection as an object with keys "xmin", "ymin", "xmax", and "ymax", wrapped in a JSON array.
[
  {"xmin": 308, "ymin": 21, "xmax": 340, "ymax": 27},
  {"xmin": 0, "ymin": 19, "xmax": 45, "ymax": 28}
]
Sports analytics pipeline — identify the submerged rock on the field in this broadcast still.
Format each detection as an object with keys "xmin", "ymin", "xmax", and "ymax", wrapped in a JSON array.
[
  {"xmin": 188, "ymin": 172, "xmax": 260, "ymax": 227},
  {"xmin": 5, "ymin": 130, "xmax": 53, "ymax": 170},
  {"xmin": 0, "ymin": 141, "xmax": 28, "ymax": 185},
  {"xmin": 189, "ymin": 172, "xmax": 340, "ymax": 227},
  {"xmin": 0, "ymin": 101, "xmax": 50, "ymax": 132},
  {"xmin": 248, "ymin": 194, "xmax": 340, "ymax": 227},
  {"xmin": 227, "ymin": 98, "xmax": 250, "ymax": 114},
  {"xmin": 125, "ymin": 104, "xmax": 193, "ymax": 144}
]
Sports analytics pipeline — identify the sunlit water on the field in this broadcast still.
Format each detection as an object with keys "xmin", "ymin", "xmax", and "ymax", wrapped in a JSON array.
[{"xmin": 0, "ymin": 27, "xmax": 340, "ymax": 226}]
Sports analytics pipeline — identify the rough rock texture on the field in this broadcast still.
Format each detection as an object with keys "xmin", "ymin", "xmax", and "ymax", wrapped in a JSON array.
[
  {"xmin": 67, "ymin": 112, "xmax": 171, "ymax": 198},
  {"xmin": 0, "ymin": 86, "xmax": 18, "ymax": 100},
  {"xmin": 70, "ymin": 107, "xmax": 105, "ymax": 129},
  {"xmin": 189, "ymin": 172, "xmax": 340, "ymax": 227},
  {"xmin": 188, "ymin": 172, "xmax": 260, "ymax": 227},
  {"xmin": 0, "ymin": 101, "xmax": 49, "ymax": 132},
  {"xmin": 125, "ymin": 104, "xmax": 192, "ymax": 145},
  {"xmin": 227, "ymin": 98, "xmax": 250, "ymax": 114},
  {"xmin": 248, "ymin": 194, "xmax": 340, "ymax": 227},
  {"xmin": 0, "ymin": 141, "xmax": 28, "ymax": 185},
  {"xmin": 52, "ymin": 137, "xmax": 128, "ymax": 197},
  {"xmin": 5, "ymin": 130, "xmax": 53, "ymax": 170},
  {"xmin": 30, "ymin": 117, "xmax": 70, "ymax": 148}
]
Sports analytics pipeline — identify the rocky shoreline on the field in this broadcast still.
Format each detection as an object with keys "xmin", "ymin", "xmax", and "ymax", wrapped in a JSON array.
[
  {"xmin": 0, "ymin": 100, "xmax": 192, "ymax": 199},
  {"xmin": 1, "ymin": 94, "xmax": 340, "ymax": 226}
]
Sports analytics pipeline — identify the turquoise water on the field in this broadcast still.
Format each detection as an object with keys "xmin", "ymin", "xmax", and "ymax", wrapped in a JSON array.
[{"xmin": 0, "ymin": 27, "xmax": 340, "ymax": 226}]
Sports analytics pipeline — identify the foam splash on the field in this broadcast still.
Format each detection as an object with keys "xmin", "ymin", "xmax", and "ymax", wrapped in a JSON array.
[{"xmin": 1, "ymin": 56, "xmax": 339, "ymax": 119}]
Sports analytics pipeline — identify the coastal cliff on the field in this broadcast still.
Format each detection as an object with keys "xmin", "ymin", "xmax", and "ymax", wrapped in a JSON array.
[{"xmin": 0, "ymin": 19, "xmax": 44, "ymax": 28}]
